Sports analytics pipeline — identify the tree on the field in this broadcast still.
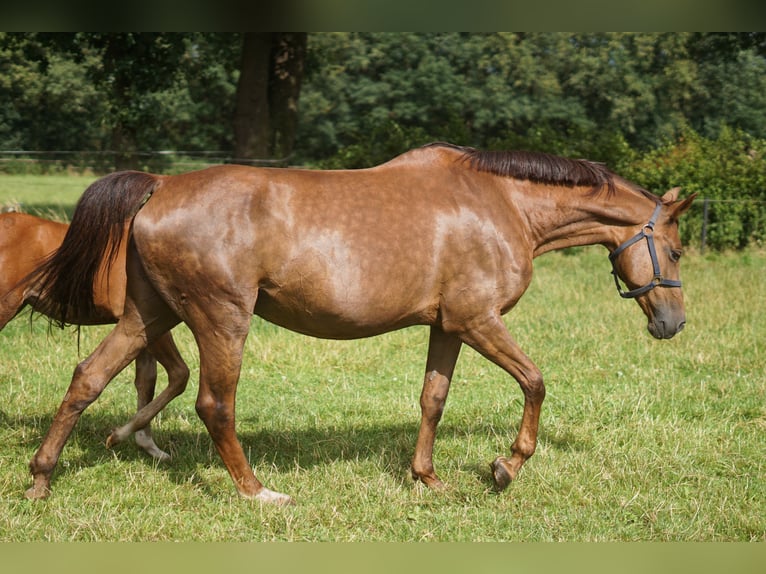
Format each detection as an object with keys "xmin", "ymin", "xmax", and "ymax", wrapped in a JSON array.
[
  {"xmin": 0, "ymin": 33, "xmax": 105, "ymax": 154},
  {"xmin": 684, "ymin": 33, "xmax": 766, "ymax": 140},
  {"xmin": 74, "ymin": 33, "xmax": 189, "ymax": 170},
  {"xmin": 295, "ymin": 33, "xmax": 766, "ymax": 169},
  {"xmin": 232, "ymin": 32, "xmax": 307, "ymax": 165}
]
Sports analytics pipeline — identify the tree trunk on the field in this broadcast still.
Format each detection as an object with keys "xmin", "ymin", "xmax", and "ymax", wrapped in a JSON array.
[
  {"xmin": 232, "ymin": 32, "xmax": 307, "ymax": 166},
  {"xmin": 268, "ymin": 33, "xmax": 307, "ymax": 163},
  {"xmin": 233, "ymin": 33, "xmax": 272, "ymax": 163}
]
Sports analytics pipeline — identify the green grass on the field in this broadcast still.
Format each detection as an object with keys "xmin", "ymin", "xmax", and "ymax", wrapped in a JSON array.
[
  {"xmin": 0, "ymin": 173, "xmax": 96, "ymax": 220},
  {"xmin": 0, "ymin": 175, "xmax": 764, "ymax": 541}
]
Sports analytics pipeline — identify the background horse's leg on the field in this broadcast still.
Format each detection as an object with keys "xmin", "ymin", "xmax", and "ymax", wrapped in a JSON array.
[
  {"xmin": 25, "ymin": 323, "xmax": 150, "ymax": 499},
  {"xmin": 458, "ymin": 314, "xmax": 545, "ymax": 491},
  {"xmin": 192, "ymin": 310, "xmax": 292, "ymax": 505},
  {"xmin": 107, "ymin": 332, "xmax": 190, "ymax": 458},
  {"xmin": 410, "ymin": 326, "xmax": 462, "ymax": 489},
  {"xmin": 130, "ymin": 349, "xmax": 164, "ymax": 459}
]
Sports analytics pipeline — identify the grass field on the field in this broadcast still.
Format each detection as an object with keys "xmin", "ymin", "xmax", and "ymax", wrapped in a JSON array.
[{"xmin": 0, "ymin": 174, "xmax": 764, "ymax": 541}]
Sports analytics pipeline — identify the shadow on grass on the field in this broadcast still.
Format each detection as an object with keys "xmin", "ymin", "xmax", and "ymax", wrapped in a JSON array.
[{"xmin": 2, "ymin": 407, "xmax": 590, "ymax": 497}]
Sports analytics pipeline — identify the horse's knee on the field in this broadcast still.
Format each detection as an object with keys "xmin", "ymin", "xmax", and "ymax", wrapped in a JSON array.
[{"xmin": 521, "ymin": 369, "xmax": 545, "ymax": 404}]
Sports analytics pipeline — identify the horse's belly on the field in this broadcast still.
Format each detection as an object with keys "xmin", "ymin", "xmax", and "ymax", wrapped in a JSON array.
[
  {"xmin": 253, "ymin": 280, "xmax": 436, "ymax": 340},
  {"xmin": 249, "ymin": 236, "xmax": 440, "ymax": 338}
]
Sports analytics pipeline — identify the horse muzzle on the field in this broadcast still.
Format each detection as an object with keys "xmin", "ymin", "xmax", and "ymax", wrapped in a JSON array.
[{"xmin": 647, "ymin": 317, "xmax": 685, "ymax": 339}]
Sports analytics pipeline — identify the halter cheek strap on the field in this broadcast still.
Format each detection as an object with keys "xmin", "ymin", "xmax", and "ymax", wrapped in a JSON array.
[{"xmin": 609, "ymin": 203, "xmax": 682, "ymax": 299}]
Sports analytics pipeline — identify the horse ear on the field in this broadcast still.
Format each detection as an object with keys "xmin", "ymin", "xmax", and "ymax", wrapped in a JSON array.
[
  {"xmin": 670, "ymin": 192, "xmax": 698, "ymax": 221},
  {"xmin": 661, "ymin": 187, "xmax": 681, "ymax": 203}
]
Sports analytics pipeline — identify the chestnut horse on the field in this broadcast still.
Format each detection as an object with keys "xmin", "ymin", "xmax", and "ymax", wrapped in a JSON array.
[
  {"xmin": 0, "ymin": 211, "xmax": 189, "ymax": 460},
  {"xmin": 24, "ymin": 143, "xmax": 695, "ymax": 504}
]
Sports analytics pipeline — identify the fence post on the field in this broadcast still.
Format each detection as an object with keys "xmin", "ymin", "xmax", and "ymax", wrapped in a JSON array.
[{"xmin": 700, "ymin": 198, "xmax": 709, "ymax": 254}]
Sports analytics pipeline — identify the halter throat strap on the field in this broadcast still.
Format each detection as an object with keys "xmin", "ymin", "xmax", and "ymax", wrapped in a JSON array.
[{"xmin": 608, "ymin": 203, "xmax": 682, "ymax": 299}]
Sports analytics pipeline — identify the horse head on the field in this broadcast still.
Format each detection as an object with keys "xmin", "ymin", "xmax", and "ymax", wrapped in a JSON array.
[{"xmin": 609, "ymin": 188, "xmax": 697, "ymax": 339}]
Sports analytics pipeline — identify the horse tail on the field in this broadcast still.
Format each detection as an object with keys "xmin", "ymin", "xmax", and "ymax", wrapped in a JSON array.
[{"xmin": 29, "ymin": 171, "xmax": 159, "ymax": 328}]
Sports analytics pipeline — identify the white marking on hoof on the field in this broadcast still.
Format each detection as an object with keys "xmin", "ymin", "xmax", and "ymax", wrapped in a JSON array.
[{"xmin": 253, "ymin": 488, "xmax": 294, "ymax": 506}]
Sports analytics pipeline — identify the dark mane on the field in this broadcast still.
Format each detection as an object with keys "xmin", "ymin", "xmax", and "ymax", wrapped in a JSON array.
[{"xmin": 423, "ymin": 142, "xmax": 655, "ymax": 201}]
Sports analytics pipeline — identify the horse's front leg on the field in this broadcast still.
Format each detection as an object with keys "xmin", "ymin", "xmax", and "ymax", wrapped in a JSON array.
[
  {"xmin": 459, "ymin": 314, "xmax": 545, "ymax": 490},
  {"xmin": 410, "ymin": 326, "xmax": 462, "ymax": 489}
]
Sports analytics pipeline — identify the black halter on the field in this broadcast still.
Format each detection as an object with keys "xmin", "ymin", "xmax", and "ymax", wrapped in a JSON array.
[{"xmin": 609, "ymin": 203, "xmax": 682, "ymax": 299}]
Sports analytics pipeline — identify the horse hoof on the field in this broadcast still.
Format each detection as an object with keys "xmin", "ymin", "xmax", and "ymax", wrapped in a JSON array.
[
  {"xmin": 140, "ymin": 444, "xmax": 171, "ymax": 462},
  {"xmin": 490, "ymin": 457, "xmax": 514, "ymax": 491},
  {"xmin": 24, "ymin": 481, "xmax": 51, "ymax": 500},
  {"xmin": 106, "ymin": 425, "xmax": 131, "ymax": 450},
  {"xmin": 253, "ymin": 488, "xmax": 294, "ymax": 506},
  {"xmin": 410, "ymin": 467, "xmax": 447, "ymax": 490},
  {"xmin": 417, "ymin": 476, "xmax": 447, "ymax": 490}
]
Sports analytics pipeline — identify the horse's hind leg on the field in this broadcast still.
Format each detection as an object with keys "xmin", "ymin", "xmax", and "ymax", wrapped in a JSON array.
[
  {"xmin": 107, "ymin": 332, "xmax": 190, "ymax": 459},
  {"xmin": 191, "ymin": 308, "xmax": 292, "ymax": 505},
  {"xmin": 410, "ymin": 326, "xmax": 462, "ymax": 489},
  {"xmin": 458, "ymin": 314, "xmax": 545, "ymax": 491},
  {"xmin": 25, "ymin": 323, "xmax": 151, "ymax": 499},
  {"xmin": 130, "ymin": 349, "xmax": 165, "ymax": 459}
]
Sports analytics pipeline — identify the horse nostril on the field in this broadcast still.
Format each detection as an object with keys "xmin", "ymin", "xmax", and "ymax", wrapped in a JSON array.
[{"xmin": 677, "ymin": 321, "xmax": 686, "ymax": 333}]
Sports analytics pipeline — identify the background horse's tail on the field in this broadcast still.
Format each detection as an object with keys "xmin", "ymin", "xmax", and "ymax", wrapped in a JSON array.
[{"xmin": 29, "ymin": 171, "xmax": 159, "ymax": 328}]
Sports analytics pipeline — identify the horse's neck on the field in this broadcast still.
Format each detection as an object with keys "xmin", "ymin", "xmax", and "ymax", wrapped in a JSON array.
[{"xmin": 512, "ymin": 185, "xmax": 655, "ymax": 257}]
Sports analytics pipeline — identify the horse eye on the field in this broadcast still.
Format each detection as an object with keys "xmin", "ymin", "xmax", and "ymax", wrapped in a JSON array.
[{"xmin": 670, "ymin": 249, "xmax": 683, "ymax": 262}]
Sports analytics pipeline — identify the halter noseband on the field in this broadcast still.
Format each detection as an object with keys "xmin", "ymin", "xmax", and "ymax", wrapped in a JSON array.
[{"xmin": 609, "ymin": 203, "xmax": 681, "ymax": 299}]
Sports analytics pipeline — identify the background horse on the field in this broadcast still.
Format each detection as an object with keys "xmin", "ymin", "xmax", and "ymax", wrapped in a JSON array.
[
  {"xmin": 0, "ymin": 211, "xmax": 188, "ymax": 460},
  {"xmin": 24, "ymin": 143, "xmax": 695, "ymax": 504}
]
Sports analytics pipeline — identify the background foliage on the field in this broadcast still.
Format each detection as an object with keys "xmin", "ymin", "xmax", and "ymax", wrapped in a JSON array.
[
  {"xmin": 622, "ymin": 127, "xmax": 766, "ymax": 249},
  {"xmin": 2, "ymin": 32, "xmax": 766, "ymax": 248}
]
